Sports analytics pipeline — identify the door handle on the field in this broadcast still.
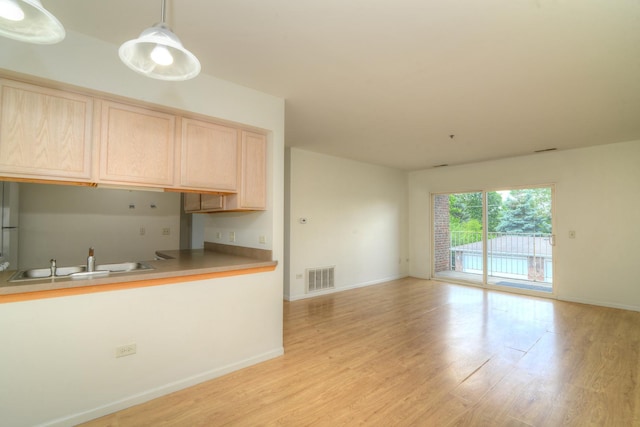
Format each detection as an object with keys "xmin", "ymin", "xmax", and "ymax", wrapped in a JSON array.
[{"xmin": 549, "ymin": 234, "xmax": 556, "ymax": 246}]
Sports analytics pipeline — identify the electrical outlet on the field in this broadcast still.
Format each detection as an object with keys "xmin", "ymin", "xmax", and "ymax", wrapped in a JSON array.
[
  {"xmin": 259, "ymin": 235, "xmax": 266, "ymax": 244},
  {"xmin": 569, "ymin": 230, "xmax": 576, "ymax": 239},
  {"xmin": 162, "ymin": 227, "xmax": 170, "ymax": 236},
  {"xmin": 139, "ymin": 226, "xmax": 145, "ymax": 236},
  {"xmin": 116, "ymin": 343, "xmax": 136, "ymax": 358},
  {"xmin": 216, "ymin": 232, "xmax": 222, "ymax": 239},
  {"xmin": 229, "ymin": 231, "xmax": 236, "ymax": 242}
]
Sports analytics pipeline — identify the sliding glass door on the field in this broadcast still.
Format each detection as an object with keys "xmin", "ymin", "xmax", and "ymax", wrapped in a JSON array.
[
  {"xmin": 433, "ymin": 187, "xmax": 554, "ymax": 295},
  {"xmin": 486, "ymin": 188, "xmax": 553, "ymax": 292}
]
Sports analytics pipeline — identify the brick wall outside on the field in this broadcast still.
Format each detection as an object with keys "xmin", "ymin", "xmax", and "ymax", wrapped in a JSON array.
[
  {"xmin": 434, "ymin": 194, "xmax": 451, "ymax": 272},
  {"xmin": 528, "ymin": 256, "xmax": 545, "ymax": 281}
]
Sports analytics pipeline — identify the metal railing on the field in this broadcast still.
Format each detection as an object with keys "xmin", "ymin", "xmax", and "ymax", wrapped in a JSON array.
[{"xmin": 447, "ymin": 231, "xmax": 553, "ymax": 282}]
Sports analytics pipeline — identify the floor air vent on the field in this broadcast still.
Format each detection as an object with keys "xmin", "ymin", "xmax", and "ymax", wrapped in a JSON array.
[{"xmin": 306, "ymin": 266, "xmax": 335, "ymax": 293}]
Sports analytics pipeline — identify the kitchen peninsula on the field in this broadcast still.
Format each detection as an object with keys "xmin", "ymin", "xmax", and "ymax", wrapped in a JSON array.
[
  {"xmin": 0, "ymin": 31, "xmax": 284, "ymax": 426},
  {"xmin": 0, "ymin": 243, "xmax": 277, "ymax": 303},
  {"xmin": 0, "ymin": 73, "xmax": 276, "ymax": 304}
]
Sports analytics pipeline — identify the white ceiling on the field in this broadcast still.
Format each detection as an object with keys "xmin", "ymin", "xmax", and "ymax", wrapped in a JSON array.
[{"xmin": 46, "ymin": 0, "xmax": 640, "ymax": 170}]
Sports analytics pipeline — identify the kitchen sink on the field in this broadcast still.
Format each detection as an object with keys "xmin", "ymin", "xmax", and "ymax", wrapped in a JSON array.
[
  {"xmin": 9, "ymin": 262, "xmax": 154, "ymax": 282},
  {"xmin": 21, "ymin": 265, "xmax": 85, "ymax": 278},
  {"xmin": 96, "ymin": 262, "xmax": 153, "ymax": 273}
]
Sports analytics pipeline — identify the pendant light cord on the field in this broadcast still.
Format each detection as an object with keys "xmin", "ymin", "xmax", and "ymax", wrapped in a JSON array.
[{"xmin": 161, "ymin": 0, "xmax": 167, "ymax": 24}]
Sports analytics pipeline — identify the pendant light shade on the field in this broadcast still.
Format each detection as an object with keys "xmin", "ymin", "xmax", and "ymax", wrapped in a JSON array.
[
  {"xmin": 119, "ymin": 0, "xmax": 200, "ymax": 81},
  {"xmin": 0, "ymin": 0, "xmax": 65, "ymax": 44},
  {"xmin": 119, "ymin": 23, "xmax": 200, "ymax": 81}
]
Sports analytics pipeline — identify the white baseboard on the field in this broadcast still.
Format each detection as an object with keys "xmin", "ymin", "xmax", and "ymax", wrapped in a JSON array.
[
  {"xmin": 557, "ymin": 295, "xmax": 640, "ymax": 312},
  {"xmin": 285, "ymin": 274, "xmax": 408, "ymax": 301},
  {"xmin": 42, "ymin": 347, "xmax": 285, "ymax": 427}
]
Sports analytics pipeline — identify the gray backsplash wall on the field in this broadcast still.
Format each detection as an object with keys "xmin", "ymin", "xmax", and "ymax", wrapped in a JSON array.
[{"xmin": 18, "ymin": 183, "xmax": 180, "ymax": 268}]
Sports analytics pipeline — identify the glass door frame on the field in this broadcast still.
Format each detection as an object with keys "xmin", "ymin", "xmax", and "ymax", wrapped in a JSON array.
[{"xmin": 431, "ymin": 184, "xmax": 557, "ymax": 298}]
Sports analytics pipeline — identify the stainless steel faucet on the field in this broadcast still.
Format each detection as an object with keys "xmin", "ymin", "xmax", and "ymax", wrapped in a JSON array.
[
  {"xmin": 87, "ymin": 247, "xmax": 95, "ymax": 272},
  {"xmin": 50, "ymin": 258, "xmax": 57, "ymax": 277}
]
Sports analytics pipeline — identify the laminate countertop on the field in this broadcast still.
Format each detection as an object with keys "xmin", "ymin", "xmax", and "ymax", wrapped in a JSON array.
[{"xmin": 0, "ymin": 243, "xmax": 277, "ymax": 300}]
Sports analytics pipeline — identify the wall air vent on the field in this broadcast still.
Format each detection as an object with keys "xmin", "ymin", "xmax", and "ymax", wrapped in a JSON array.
[{"xmin": 306, "ymin": 266, "xmax": 335, "ymax": 293}]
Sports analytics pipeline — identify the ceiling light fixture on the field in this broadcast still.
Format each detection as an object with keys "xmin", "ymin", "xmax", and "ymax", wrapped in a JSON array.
[
  {"xmin": 119, "ymin": 0, "xmax": 200, "ymax": 81},
  {"xmin": 0, "ymin": 0, "xmax": 65, "ymax": 44}
]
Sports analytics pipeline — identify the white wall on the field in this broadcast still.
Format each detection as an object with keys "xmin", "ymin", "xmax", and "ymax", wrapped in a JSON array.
[
  {"xmin": 409, "ymin": 139, "xmax": 640, "ymax": 311},
  {"xmin": 18, "ymin": 183, "xmax": 180, "ymax": 268},
  {"xmin": 286, "ymin": 148, "xmax": 409, "ymax": 300},
  {"xmin": 0, "ymin": 31, "xmax": 284, "ymax": 427}
]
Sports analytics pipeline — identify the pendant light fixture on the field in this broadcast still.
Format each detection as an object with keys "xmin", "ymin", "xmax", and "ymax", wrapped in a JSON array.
[
  {"xmin": 0, "ymin": 0, "xmax": 65, "ymax": 44},
  {"xmin": 119, "ymin": 0, "xmax": 200, "ymax": 81}
]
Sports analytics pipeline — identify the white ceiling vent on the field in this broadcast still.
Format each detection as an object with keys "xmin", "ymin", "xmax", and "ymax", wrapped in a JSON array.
[{"xmin": 306, "ymin": 266, "xmax": 335, "ymax": 293}]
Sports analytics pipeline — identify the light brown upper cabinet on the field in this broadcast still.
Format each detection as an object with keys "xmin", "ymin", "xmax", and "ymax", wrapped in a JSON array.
[
  {"xmin": 98, "ymin": 100, "xmax": 176, "ymax": 187},
  {"xmin": 224, "ymin": 131, "xmax": 267, "ymax": 210},
  {"xmin": 180, "ymin": 118, "xmax": 238, "ymax": 192},
  {"xmin": 0, "ymin": 79, "xmax": 93, "ymax": 181},
  {"xmin": 183, "ymin": 131, "xmax": 266, "ymax": 213},
  {"xmin": 0, "ymin": 76, "xmax": 268, "ymax": 207}
]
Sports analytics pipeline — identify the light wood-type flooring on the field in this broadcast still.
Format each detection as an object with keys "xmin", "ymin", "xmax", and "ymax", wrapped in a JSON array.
[{"xmin": 82, "ymin": 278, "xmax": 640, "ymax": 426}]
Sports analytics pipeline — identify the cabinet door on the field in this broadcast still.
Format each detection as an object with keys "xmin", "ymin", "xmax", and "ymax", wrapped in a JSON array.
[
  {"xmin": 181, "ymin": 118, "xmax": 238, "ymax": 192},
  {"xmin": 99, "ymin": 101, "xmax": 175, "ymax": 186},
  {"xmin": 226, "ymin": 131, "xmax": 266, "ymax": 210},
  {"xmin": 201, "ymin": 194, "xmax": 224, "ymax": 210},
  {"xmin": 0, "ymin": 79, "xmax": 93, "ymax": 181},
  {"xmin": 183, "ymin": 193, "xmax": 202, "ymax": 212},
  {"xmin": 183, "ymin": 193, "xmax": 224, "ymax": 213}
]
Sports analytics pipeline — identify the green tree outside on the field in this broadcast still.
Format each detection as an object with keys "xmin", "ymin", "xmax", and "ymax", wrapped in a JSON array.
[
  {"xmin": 449, "ymin": 192, "xmax": 504, "ymax": 244},
  {"xmin": 495, "ymin": 189, "xmax": 551, "ymax": 234},
  {"xmin": 448, "ymin": 188, "xmax": 551, "ymax": 243}
]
